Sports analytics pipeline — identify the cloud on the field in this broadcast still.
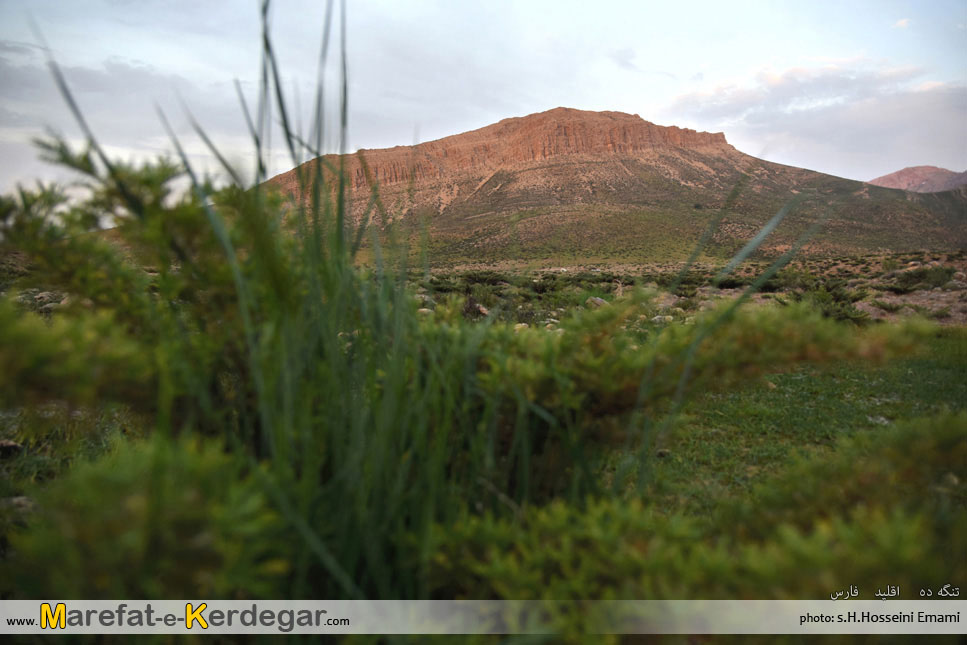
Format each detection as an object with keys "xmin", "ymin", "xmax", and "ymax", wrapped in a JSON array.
[
  {"xmin": 609, "ymin": 48, "xmax": 639, "ymax": 72},
  {"xmin": 665, "ymin": 65, "xmax": 921, "ymax": 127},
  {"xmin": 0, "ymin": 52, "xmax": 272, "ymax": 191},
  {"xmin": 0, "ymin": 40, "xmax": 40, "ymax": 57},
  {"xmin": 915, "ymin": 80, "xmax": 945, "ymax": 92},
  {"xmin": 0, "ymin": 52, "xmax": 245, "ymax": 135},
  {"xmin": 663, "ymin": 63, "xmax": 967, "ymax": 180},
  {"xmin": 0, "ymin": 105, "xmax": 33, "ymax": 127},
  {"xmin": 893, "ymin": 18, "xmax": 910, "ymax": 28}
]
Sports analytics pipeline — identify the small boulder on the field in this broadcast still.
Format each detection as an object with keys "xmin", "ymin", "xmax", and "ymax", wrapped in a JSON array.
[
  {"xmin": 0, "ymin": 439, "xmax": 23, "ymax": 458},
  {"xmin": 1, "ymin": 496, "xmax": 36, "ymax": 514},
  {"xmin": 33, "ymin": 291, "xmax": 56, "ymax": 303},
  {"xmin": 585, "ymin": 296, "xmax": 609, "ymax": 309},
  {"xmin": 463, "ymin": 299, "xmax": 489, "ymax": 318}
]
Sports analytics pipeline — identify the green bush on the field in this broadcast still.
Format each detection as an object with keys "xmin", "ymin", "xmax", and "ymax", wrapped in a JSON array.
[
  {"xmin": 871, "ymin": 298, "xmax": 903, "ymax": 313},
  {"xmin": 720, "ymin": 413, "xmax": 967, "ymax": 539},
  {"xmin": 428, "ymin": 414, "xmax": 967, "ymax": 614},
  {"xmin": 712, "ymin": 275, "xmax": 747, "ymax": 289},
  {"xmin": 887, "ymin": 266, "xmax": 956, "ymax": 294},
  {"xmin": 461, "ymin": 269, "xmax": 509, "ymax": 286},
  {"xmin": 3, "ymin": 436, "xmax": 287, "ymax": 599},
  {"xmin": 791, "ymin": 284, "xmax": 870, "ymax": 325}
]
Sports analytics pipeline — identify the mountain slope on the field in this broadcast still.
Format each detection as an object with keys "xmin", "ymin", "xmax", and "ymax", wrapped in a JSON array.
[
  {"xmin": 268, "ymin": 108, "xmax": 967, "ymax": 264},
  {"xmin": 869, "ymin": 166, "xmax": 967, "ymax": 193}
]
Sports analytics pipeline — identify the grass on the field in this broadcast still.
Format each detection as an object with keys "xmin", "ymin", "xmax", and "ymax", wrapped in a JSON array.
[{"xmin": 644, "ymin": 327, "xmax": 967, "ymax": 518}]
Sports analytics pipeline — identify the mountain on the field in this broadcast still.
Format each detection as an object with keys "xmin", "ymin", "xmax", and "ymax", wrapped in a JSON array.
[
  {"xmin": 268, "ymin": 108, "xmax": 967, "ymax": 264},
  {"xmin": 270, "ymin": 108, "xmax": 741, "ymax": 217},
  {"xmin": 868, "ymin": 166, "xmax": 967, "ymax": 193}
]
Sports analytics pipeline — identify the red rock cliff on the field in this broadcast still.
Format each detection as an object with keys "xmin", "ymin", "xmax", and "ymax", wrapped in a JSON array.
[
  {"xmin": 868, "ymin": 165, "xmax": 967, "ymax": 193},
  {"xmin": 270, "ymin": 107, "xmax": 733, "ymax": 198}
]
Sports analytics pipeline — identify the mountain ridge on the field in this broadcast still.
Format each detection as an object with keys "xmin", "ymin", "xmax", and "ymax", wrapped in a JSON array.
[
  {"xmin": 271, "ymin": 107, "xmax": 735, "ymax": 193},
  {"xmin": 267, "ymin": 108, "xmax": 967, "ymax": 263},
  {"xmin": 868, "ymin": 166, "xmax": 967, "ymax": 193}
]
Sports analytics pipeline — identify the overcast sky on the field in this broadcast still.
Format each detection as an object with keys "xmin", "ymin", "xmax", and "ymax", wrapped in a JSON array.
[{"xmin": 1, "ymin": 0, "xmax": 965, "ymax": 193}]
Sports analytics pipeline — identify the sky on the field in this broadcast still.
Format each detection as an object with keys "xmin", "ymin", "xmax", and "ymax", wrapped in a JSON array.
[{"xmin": 0, "ymin": 0, "xmax": 965, "ymax": 193}]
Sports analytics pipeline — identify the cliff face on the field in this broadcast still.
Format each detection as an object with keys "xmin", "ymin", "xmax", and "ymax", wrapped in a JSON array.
[
  {"xmin": 343, "ymin": 107, "xmax": 730, "ymax": 188},
  {"xmin": 268, "ymin": 107, "xmax": 738, "ymax": 214},
  {"xmin": 265, "ymin": 107, "xmax": 967, "ymax": 261},
  {"xmin": 869, "ymin": 166, "xmax": 967, "ymax": 193}
]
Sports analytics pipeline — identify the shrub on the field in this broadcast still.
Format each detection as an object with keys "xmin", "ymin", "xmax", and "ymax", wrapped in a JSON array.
[
  {"xmin": 871, "ymin": 299, "xmax": 903, "ymax": 313},
  {"xmin": 3, "ymin": 436, "xmax": 287, "ymax": 598},
  {"xmin": 461, "ymin": 270, "xmax": 509, "ymax": 286},
  {"xmin": 775, "ymin": 276, "xmax": 871, "ymax": 325},
  {"xmin": 887, "ymin": 266, "xmax": 956, "ymax": 294},
  {"xmin": 428, "ymin": 413, "xmax": 967, "ymax": 619},
  {"xmin": 712, "ymin": 275, "xmax": 747, "ymax": 289}
]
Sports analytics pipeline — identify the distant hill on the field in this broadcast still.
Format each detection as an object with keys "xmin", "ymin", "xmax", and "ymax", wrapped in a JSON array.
[
  {"xmin": 268, "ymin": 108, "xmax": 967, "ymax": 264},
  {"xmin": 869, "ymin": 166, "xmax": 967, "ymax": 193}
]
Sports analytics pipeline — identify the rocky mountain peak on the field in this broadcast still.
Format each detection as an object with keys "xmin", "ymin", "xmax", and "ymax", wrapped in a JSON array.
[
  {"xmin": 270, "ymin": 107, "xmax": 733, "ymax": 196},
  {"xmin": 868, "ymin": 166, "xmax": 967, "ymax": 193}
]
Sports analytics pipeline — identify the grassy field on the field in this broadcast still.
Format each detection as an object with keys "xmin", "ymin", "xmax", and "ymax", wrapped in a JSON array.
[
  {"xmin": 2, "ymin": 230, "xmax": 965, "ymax": 639},
  {"xmin": 2, "ymin": 140, "xmax": 966, "ymax": 644},
  {"xmin": 648, "ymin": 326, "xmax": 967, "ymax": 517}
]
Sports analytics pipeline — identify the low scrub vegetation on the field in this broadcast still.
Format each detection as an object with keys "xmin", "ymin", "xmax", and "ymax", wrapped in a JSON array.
[{"xmin": 2, "ymin": 130, "xmax": 963, "ymax": 617}]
